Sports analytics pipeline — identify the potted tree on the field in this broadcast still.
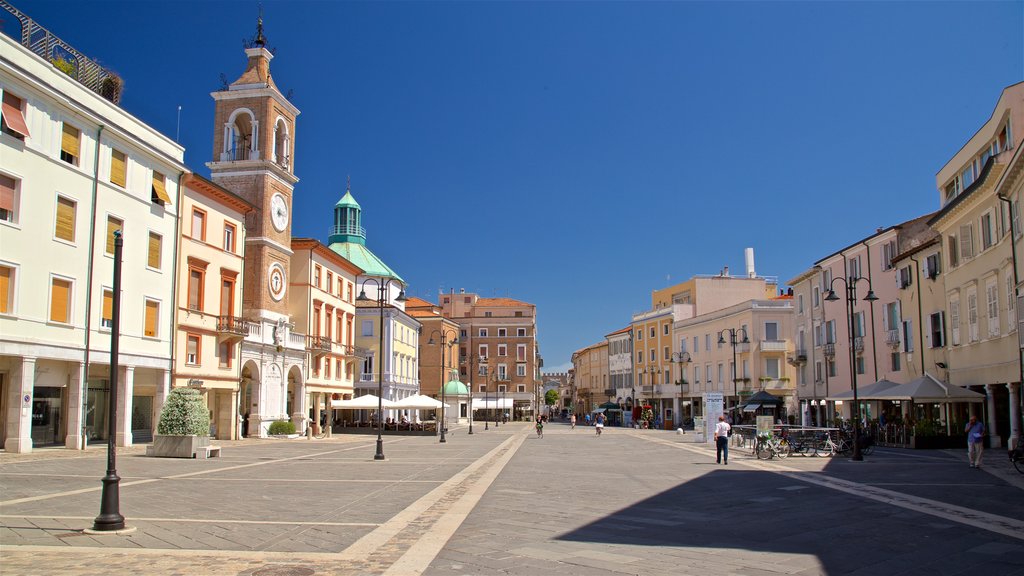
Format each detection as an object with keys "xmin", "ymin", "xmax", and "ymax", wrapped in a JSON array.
[{"xmin": 148, "ymin": 387, "xmax": 212, "ymax": 458}]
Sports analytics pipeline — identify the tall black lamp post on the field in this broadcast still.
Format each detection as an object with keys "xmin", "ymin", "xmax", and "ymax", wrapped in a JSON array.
[
  {"xmin": 463, "ymin": 353, "xmax": 479, "ymax": 434},
  {"xmin": 356, "ymin": 277, "xmax": 408, "ymax": 460},
  {"xmin": 825, "ymin": 275, "xmax": 878, "ymax": 461},
  {"xmin": 717, "ymin": 327, "xmax": 749, "ymax": 416},
  {"xmin": 93, "ymin": 231, "xmax": 125, "ymax": 532},
  {"xmin": 428, "ymin": 329, "xmax": 458, "ymax": 443},
  {"xmin": 672, "ymin": 351, "xmax": 691, "ymax": 427}
]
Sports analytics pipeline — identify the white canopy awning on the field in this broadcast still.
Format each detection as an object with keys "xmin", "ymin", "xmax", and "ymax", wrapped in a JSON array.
[
  {"xmin": 331, "ymin": 393, "xmax": 397, "ymax": 409},
  {"xmin": 471, "ymin": 398, "xmax": 514, "ymax": 410},
  {"xmin": 392, "ymin": 395, "xmax": 445, "ymax": 409}
]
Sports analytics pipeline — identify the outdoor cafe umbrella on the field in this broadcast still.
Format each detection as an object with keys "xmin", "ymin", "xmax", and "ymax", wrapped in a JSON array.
[
  {"xmin": 331, "ymin": 393, "xmax": 397, "ymax": 409},
  {"xmin": 742, "ymin": 389, "xmax": 784, "ymax": 411},
  {"xmin": 598, "ymin": 401, "xmax": 623, "ymax": 411},
  {"xmin": 825, "ymin": 378, "xmax": 901, "ymax": 401}
]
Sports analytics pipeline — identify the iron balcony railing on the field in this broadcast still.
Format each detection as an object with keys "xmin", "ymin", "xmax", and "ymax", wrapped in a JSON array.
[
  {"xmin": 330, "ymin": 223, "xmax": 366, "ymax": 238},
  {"xmin": 885, "ymin": 329, "xmax": 901, "ymax": 348},
  {"xmin": 823, "ymin": 343, "xmax": 836, "ymax": 358},
  {"xmin": 307, "ymin": 335, "xmax": 332, "ymax": 354},
  {"xmin": 853, "ymin": 336, "xmax": 865, "ymax": 354},
  {"xmin": 216, "ymin": 315, "xmax": 250, "ymax": 336}
]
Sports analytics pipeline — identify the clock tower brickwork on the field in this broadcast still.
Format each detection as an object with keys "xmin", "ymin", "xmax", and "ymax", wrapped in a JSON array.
[{"xmin": 205, "ymin": 20, "xmax": 306, "ymax": 438}]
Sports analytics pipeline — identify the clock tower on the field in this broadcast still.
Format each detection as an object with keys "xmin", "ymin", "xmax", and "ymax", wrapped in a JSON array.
[{"xmin": 207, "ymin": 17, "xmax": 302, "ymax": 437}]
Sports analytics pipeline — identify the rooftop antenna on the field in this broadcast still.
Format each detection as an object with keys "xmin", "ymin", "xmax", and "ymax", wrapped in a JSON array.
[{"xmin": 175, "ymin": 105, "xmax": 182, "ymax": 142}]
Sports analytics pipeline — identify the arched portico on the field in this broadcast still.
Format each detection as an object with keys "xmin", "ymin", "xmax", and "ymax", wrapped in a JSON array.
[
  {"xmin": 287, "ymin": 365, "xmax": 305, "ymax": 433},
  {"xmin": 240, "ymin": 360, "xmax": 260, "ymax": 438}
]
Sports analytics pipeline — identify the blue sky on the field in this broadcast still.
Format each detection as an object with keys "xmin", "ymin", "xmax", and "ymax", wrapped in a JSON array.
[{"xmin": 11, "ymin": 1, "xmax": 1022, "ymax": 372}]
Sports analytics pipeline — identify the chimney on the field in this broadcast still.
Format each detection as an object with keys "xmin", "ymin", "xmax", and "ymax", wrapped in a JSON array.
[
  {"xmin": 460, "ymin": 288, "xmax": 465, "ymax": 294},
  {"xmin": 745, "ymin": 247, "xmax": 756, "ymax": 278},
  {"xmin": 723, "ymin": 266, "xmax": 729, "ymax": 277}
]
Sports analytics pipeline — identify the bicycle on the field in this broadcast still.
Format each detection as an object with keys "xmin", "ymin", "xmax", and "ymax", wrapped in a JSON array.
[
  {"xmin": 755, "ymin": 433, "xmax": 791, "ymax": 460},
  {"xmin": 535, "ymin": 424, "xmax": 543, "ymax": 439}
]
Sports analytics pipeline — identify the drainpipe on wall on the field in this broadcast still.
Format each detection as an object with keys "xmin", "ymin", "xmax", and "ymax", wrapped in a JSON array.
[
  {"xmin": 997, "ymin": 192, "xmax": 1024, "ymax": 400},
  {"xmin": 909, "ymin": 253, "xmax": 927, "ymax": 378},
  {"xmin": 79, "ymin": 124, "xmax": 104, "ymax": 450},
  {"xmin": 860, "ymin": 239, "xmax": 880, "ymax": 382},
  {"xmin": 160, "ymin": 170, "xmax": 185, "ymax": 434}
]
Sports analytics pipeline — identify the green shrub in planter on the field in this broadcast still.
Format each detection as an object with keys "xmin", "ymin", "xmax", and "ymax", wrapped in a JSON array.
[
  {"xmin": 157, "ymin": 387, "xmax": 210, "ymax": 436},
  {"xmin": 268, "ymin": 420, "xmax": 296, "ymax": 435}
]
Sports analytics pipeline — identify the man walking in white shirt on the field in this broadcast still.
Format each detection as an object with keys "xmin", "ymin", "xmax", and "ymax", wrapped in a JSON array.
[{"xmin": 714, "ymin": 415, "xmax": 731, "ymax": 465}]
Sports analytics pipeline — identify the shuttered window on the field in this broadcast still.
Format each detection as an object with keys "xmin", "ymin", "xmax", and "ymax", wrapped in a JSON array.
[
  {"xmin": 220, "ymin": 278, "xmax": 233, "ymax": 316},
  {"xmin": 105, "ymin": 216, "xmax": 123, "ymax": 254},
  {"xmin": 192, "ymin": 209, "xmax": 205, "ymax": 241},
  {"xmin": 61, "ymin": 123, "xmax": 80, "ymax": 165},
  {"xmin": 186, "ymin": 334, "xmax": 200, "ymax": 365},
  {"xmin": 147, "ymin": 232, "xmax": 161, "ymax": 269},
  {"xmin": 50, "ymin": 277, "xmax": 71, "ymax": 323},
  {"xmin": 151, "ymin": 171, "xmax": 171, "ymax": 204},
  {"xmin": 1, "ymin": 91, "xmax": 30, "ymax": 139},
  {"xmin": 0, "ymin": 266, "xmax": 12, "ymax": 314},
  {"xmin": 188, "ymin": 268, "xmax": 204, "ymax": 311},
  {"xmin": 144, "ymin": 300, "xmax": 159, "ymax": 337},
  {"xmin": 101, "ymin": 289, "xmax": 113, "ymax": 328},
  {"xmin": 109, "ymin": 149, "xmax": 126, "ymax": 187},
  {"xmin": 55, "ymin": 196, "xmax": 76, "ymax": 242},
  {"xmin": 0, "ymin": 173, "xmax": 17, "ymax": 222}
]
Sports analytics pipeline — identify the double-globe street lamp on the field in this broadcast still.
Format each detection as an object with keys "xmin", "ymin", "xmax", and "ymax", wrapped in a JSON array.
[
  {"xmin": 462, "ymin": 353, "xmax": 481, "ymax": 434},
  {"xmin": 356, "ymin": 277, "xmax": 407, "ymax": 461},
  {"xmin": 671, "ymin": 351, "xmax": 691, "ymax": 427},
  {"xmin": 825, "ymin": 275, "xmax": 878, "ymax": 462},
  {"xmin": 717, "ymin": 327, "xmax": 749, "ymax": 416},
  {"xmin": 428, "ymin": 329, "xmax": 458, "ymax": 443}
]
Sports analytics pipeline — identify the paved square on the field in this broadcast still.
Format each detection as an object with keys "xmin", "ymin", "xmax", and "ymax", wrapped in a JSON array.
[{"xmin": 1, "ymin": 423, "xmax": 1022, "ymax": 575}]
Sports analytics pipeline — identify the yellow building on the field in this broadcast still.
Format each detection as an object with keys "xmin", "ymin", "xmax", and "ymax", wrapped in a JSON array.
[{"xmin": 173, "ymin": 173, "xmax": 253, "ymax": 440}]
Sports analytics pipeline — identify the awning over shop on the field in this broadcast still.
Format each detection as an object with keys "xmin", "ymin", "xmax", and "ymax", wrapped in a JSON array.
[
  {"xmin": 869, "ymin": 374, "xmax": 985, "ymax": 403},
  {"xmin": 826, "ymin": 379, "xmax": 901, "ymax": 401},
  {"xmin": 471, "ymin": 398, "xmax": 514, "ymax": 410},
  {"xmin": 331, "ymin": 393, "xmax": 397, "ymax": 409}
]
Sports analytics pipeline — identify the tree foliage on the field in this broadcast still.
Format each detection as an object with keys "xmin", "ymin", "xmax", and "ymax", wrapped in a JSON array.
[
  {"xmin": 157, "ymin": 387, "xmax": 210, "ymax": 436},
  {"xmin": 544, "ymin": 389, "xmax": 559, "ymax": 405}
]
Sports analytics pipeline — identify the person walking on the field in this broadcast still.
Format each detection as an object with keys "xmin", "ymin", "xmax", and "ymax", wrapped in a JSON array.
[
  {"xmin": 965, "ymin": 415, "xmax": 985, "ymax": 469},
  {"xmin": 714, "ymin": 415, "xmax": 731, "ymax": 465},
  {"xmin": 595, "ymin": 412, "xmax": 605, "ymax": 436},
  {"xmin": 570, "ymin": 413, "xmax": 576, "ymax": 430},
  {"xmin": 535, "ymin": 417, "xmax": 544, "ymax": 439}
]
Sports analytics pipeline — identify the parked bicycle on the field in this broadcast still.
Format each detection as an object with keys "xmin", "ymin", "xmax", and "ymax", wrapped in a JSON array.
[{"xmin": 755, "ymin": 433, "xmax": 791, "ymax": 460}]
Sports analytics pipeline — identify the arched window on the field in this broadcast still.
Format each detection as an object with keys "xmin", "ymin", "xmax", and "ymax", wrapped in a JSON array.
[
  {"xmin": 273, "ymin": 118, "xmax": 290, "ymax": 168},
  {"xmin": 222, "ymin": 109, "xmax": 257, "ymax": 161}
]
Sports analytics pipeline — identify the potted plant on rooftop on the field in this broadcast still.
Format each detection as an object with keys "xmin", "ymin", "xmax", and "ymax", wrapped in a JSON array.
[{"xmin": 148, "ymin": 387, "xmax": 211, "ymax": 458}]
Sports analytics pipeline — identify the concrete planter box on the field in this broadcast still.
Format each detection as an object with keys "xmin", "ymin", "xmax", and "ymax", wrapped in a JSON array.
[{"xmin": 147, "ymin": 435, "xmax": 210, "ymax": 458}]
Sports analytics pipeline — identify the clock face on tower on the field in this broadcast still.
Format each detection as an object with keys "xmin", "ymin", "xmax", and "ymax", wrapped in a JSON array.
[
  {"xmin": 270, "ymin": 193, "xmax": 289, "ymax": 232},
  {"xmin": 268, "ymin": 262, "xmax": 286, "ymax": 301}
]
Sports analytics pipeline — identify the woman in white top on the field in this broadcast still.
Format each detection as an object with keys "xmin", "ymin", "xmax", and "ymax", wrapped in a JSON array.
[{"xmin": 714, "ymin": 415, "xmax": 731, "ymax": 464}]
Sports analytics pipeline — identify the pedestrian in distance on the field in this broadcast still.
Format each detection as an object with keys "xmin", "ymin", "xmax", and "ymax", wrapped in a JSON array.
[
  {"xmin": 570, "ymin": 414, "xmax": 576, "ymax": 430},
  {"xmin": 965, "ymin": 415, "xmax": 985, "ymax": 469},
  {"xmin": 585, "ymin": 413, "xmax": 591, "ymax": 426},
  {"xmin": 595, "ymin": 412, "xmax": 605, "ymax": 436},
  {"xmin": 714, "ymin": 415, "xmax": 731, "ymax": 465},
  {"xmin": 536, "ymin": 418, "xmax": 544, "ymax": 439}
]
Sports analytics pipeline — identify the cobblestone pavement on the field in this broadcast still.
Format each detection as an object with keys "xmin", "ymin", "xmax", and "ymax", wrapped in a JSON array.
[{"xmin": 1, "ymin": 423, "xmax": 1022, "ymax": 575}]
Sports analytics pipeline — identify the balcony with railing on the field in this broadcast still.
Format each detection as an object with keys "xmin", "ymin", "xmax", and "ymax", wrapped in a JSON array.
[
  {"xmin": 330, "ymin": 223, "xmax": 366, "ymax": 239},
  {"xmin": 760, "ymin": 340, "xmax": 788, "ymax": 352},
  {"xmin": 823, "ymin": 343, "xmax": 836, "ymax": 359},
  {"xmin": 307, "ymin": 335, "xmax": 332, "ymax": 356},
  {"xmin": 885, "ymin": 329, "xmax": 901, "ymax": 349},
  {"xmin": 216, "ymin": 315, "xmax": 250, "ymax": 341},
  {"xmin": 853, "ymin": 336, "xmax": 865, "ymax": 355},
  {"xmin": 788, "ymin": 350, "xmax": 808, "ymax": 365}
]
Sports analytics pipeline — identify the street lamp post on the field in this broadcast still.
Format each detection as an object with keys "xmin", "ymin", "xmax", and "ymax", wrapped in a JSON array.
[
  {"xmin": 356, "ymin": 278, "xmax": 408, "ymax": 461},
  {"xmin": 464, "ymin": 353, "xmax": 478, "ymax": 434},
  {"xmin": 825, "ymin": 275, "xmax": 878, "ymax": 461},
  {"xmin": 428, "ymin": 329, "xmax": 458, "ymax": 443},
  {"xmin": 717, "ymin": 328, "xmax": 749, "ymax": 417},
  {"xmin": 483, "ymin": 365, "xmax": 490, "ymax": 431},
  {"xmin": 672, "ymin": 351, "xmax": 691, "ymax": 428}
]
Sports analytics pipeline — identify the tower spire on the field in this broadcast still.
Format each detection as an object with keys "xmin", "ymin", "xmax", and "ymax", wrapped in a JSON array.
[{"xmin": 252, "ymin": 5, "xmax": 267, "ymax": 48}]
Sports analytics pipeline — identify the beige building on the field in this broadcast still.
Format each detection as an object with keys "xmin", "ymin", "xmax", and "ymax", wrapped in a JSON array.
[
  {"xmin": 570, "ymin": 341, "xmax": 609, "ymax": 416},
  {"xmin": 634, "ymin": 264, "xmax": 777, "ymax": 428},
  {"xmin": 173, "ymin": 174, "xmax": 252, "ymax": 440},
  {"xmin": 289, "ymin": 238, "xmax": 362, "ymax": 434},
  {"xmin": 929, "ymin": 82, "xmax": 1022, "ymax": 447},
  {"xmin": 441, "ymin": 291, "xmax": 541, "ymax": 419},
  {"xmin": 674, "ymin": 297, "xmax": 795, "ymax": 422}
]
